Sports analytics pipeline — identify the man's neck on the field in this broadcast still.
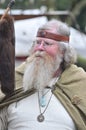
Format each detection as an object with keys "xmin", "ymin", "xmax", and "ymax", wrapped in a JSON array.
[{"xmin": 53, "ymin": 66, "xmax": 62, "ymax": 78}]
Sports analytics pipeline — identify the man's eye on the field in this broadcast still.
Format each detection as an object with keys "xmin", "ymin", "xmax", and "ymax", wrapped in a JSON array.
[
  {"xmin": 45, "ymin": 42, "xmax": 52, "ymax": 46},
  {"xmin": 36, "ymin": 41, "xmax": 41, "ymax": 44}
]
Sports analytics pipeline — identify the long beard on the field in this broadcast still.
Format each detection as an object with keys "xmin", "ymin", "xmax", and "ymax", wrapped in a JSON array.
[{"xmin": 23, "ymin": 51, "xmax": 62, "ymax": 91}]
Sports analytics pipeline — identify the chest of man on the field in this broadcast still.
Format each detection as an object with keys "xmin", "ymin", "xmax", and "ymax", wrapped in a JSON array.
[{"xmin": 7, "ymin": 91, "xmax": 76, "ymax": 130}]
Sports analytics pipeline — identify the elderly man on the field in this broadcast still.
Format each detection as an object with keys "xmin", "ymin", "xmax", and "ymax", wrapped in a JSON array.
[{"xmin": 0, "ymin": 18, "xmax": 86, "ymax": 130}]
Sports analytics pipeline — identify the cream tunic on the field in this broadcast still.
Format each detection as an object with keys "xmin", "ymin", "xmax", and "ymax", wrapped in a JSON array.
[{"xmin": 7, "ymin": 91, "xmax": 76, "ymax": 130}]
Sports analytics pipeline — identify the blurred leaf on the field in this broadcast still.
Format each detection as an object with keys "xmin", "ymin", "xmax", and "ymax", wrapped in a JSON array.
[{"xmin": 76, "ymin": 55, "xmax": 86, "ymax": 71}]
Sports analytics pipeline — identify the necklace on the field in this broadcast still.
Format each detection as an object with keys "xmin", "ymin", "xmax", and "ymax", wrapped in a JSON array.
[
  {"xmin": 39, "ymin": 89, "xmax": 51, "ymax": 107},
  {"xmin": 37, "ymin": 89, "xmax": 53, "ymax": 122}
]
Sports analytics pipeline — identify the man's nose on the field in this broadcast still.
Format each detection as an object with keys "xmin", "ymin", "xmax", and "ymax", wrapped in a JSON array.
[{"xmin": 37, "ymin": 41, "xmax": 45, "ymax": 51}]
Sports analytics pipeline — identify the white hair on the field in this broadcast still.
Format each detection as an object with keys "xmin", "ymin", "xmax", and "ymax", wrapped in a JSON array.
[
  {"xmin": 40, "ymin": 19, "xmax": 70, "ymax": 36},
  {"xmin": 38, "ymin": 19, "xmax": 77, "ymax": 68}
]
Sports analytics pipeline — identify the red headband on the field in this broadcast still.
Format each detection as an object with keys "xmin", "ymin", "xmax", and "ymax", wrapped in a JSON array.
[{"xmin": 37, "ymin": 30, "xmax": 69, "ymax": 42}]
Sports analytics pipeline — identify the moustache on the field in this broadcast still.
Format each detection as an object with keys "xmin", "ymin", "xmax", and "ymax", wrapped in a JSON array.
[{"xmin": 34, "ymin": 51, "xmax": 46, "ymax": 57}]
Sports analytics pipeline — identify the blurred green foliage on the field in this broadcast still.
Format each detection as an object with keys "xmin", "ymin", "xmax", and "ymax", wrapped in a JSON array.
[{"xmin": 76, "ymin": 56, "xmax": 86, "ymax": 71}]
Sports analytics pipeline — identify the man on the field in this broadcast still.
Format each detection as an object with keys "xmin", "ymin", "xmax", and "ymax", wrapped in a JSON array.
[{"xmin": 0, "ymin": 17, "xmax": 86, "ymax": 130}]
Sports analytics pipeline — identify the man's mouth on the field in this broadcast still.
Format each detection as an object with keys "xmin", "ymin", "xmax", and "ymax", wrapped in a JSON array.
[{"xmin": 35, "ymin": 51, "xmax": 44, "ymax": 58}]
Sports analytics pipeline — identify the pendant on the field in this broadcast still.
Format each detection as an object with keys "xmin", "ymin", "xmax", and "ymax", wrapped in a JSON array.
[
  {"xmin": 40, "ymin": 96, "xmax": 46, "ymax": 107},
  {"xmin": 37, "ymin": 114, "xmax": 45, "ymax": 122}
]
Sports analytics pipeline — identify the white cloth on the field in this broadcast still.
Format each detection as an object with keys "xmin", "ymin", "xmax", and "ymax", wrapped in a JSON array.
[{"xmin": 7, "ymin": 91, "xmax": 76, "ymax": 130}]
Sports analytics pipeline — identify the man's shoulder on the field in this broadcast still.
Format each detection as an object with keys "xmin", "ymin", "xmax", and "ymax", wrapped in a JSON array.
[
  {"xmin": 15, "ymin": 61, "xmax": 26, "ymax": 74},
  {"xmin": 0, "ymin": 88, "xmax": 36, "ymax": 109},
  {"xmin": 57, "ymin": 64, "xmax": 86, "ymax": 103},
  {"xmin": 56, "ymin": 64, "xmax": 86, "ymax": 116},
  {"xmin": 60, "ymin": 64, "xmax": 86, "ymax": 82},
  {"xmin": 58, "ymin": 64, "xmax": 86, "ymax": 91}
]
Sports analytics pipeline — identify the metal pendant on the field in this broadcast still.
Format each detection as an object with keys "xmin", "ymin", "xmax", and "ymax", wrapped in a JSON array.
[{"xmin": 37, "ymin": 114, "xmax": 45, "ymax": 122}]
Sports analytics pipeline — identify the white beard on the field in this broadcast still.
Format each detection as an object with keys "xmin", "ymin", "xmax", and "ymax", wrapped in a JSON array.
[{"xmin": 23, "ymin": 51, "xmax": 62, "ymax": 91}]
